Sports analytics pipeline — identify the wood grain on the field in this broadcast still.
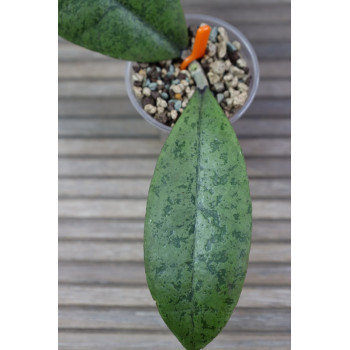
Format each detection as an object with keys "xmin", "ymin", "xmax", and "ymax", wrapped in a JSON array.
[
  {"xmin": 58, "ymin": 219, "xmax": 290, "ymax": 241},
  {"xmin": 58, "ymin": 307, "xmax": 290, "ymax": 331},
  {"xmin": 58, "ymin": 199, "xmax": 290, "ymax": 219},
  {"xmin": 58, "ymin": 118, "xmax": 290, "ymax": 138},
  {"xmin": 58, "ymin": 285, "xmax": 290, "ymax": 308},
  {"xmin": 58, "ymin": 241, "xmax": 290, "ymax": 263},
  {"xmin": 58, "ymin": 262, "xmax": 290, "ymax": 286},
  {"xmin": 58, "ymin": 332, "xmax": 291, "ymax": 350},
  {"xmin": 58, "ymin": 139, "xmax": 290, "ymax": 157},
  {"xmin": 58, "ymin": 157, "xmax": 291, "ymax": 178}
]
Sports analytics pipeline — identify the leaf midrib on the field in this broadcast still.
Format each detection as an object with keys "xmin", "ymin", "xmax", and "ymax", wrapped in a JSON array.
[{"xmin": 190, "ymin": 90, "xmax": 205, "ymax": 345}]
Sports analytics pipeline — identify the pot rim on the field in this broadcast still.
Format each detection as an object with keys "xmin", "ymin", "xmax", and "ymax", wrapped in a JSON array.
[{"xmin": 125, "ymin": 13, "xmax": 260, "ymax": 133}]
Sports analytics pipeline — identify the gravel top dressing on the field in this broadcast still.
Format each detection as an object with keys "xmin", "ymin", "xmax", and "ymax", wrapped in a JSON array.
[{"xmin": 132, "ymin": 24, "xmax": 251, "ymax": 127}]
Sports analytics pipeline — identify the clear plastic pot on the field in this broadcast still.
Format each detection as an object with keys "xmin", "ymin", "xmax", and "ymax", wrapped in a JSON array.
[{"xmin": 125, "ymin": 14, "xmax": 260, "ymax": 133}]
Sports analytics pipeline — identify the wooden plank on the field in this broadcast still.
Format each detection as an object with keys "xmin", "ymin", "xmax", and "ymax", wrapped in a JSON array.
[
  {"xmin": 58, "ymin": 199, "xmax": 290, "ymax": 219},
  {"xmin": 58, "ymin": 261, "xmax": 290, "ymax": 286},
  {"xmin": 58, "ymin": 241, "xmax": 290, "ymax": 263},
  {"xmin": 58, "ymin": 118, "xmax": 290, "ymax": 138},
  {"xmin": 58, "ymin": 307, "xmax": 290, "ymax": 331},
  {"xmin": 58, "ymin": 98, "xmax": 291, "ymax": 117},
  {"xmin": 58, "ymin": 218, "xmax": 290, "ymax": 241},
  {"xmin": 58, "ymin": 332, "xmax": 290, "ymax": 350},
  {"xmin": 58, "ymin": 139, "xmax": 290, "ymax": 157},
  {"xmin": 58, "ymin": 61, "xmax": 290, "ymax": 80},
  {"xmin": 59, "ymin": 61, "xmax": 126, "ymax": 80},
  {"xmin": 58, "ymin": 178, "xmax": 290, "ymax": 199},
  {"xmin": 58, "ymin": 80, "xmax": 290, "ymax": 98},
  {"xmin": 58, "ymin": 119, "xmax": 159, "ymax": 138},
  {"xmin": 58, "ymin": 157, "xmax": 291, "ymax": 178},
  {"xmin": 58, "ymin": 285, "xmax": 290, "ymax": 308}
]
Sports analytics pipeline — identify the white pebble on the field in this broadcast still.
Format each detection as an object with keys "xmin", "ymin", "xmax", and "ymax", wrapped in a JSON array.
[
  {"xmin": 142, "ymin": 87, "xmax": 151, "ymax": 96},
  {"xmin": 224, "ymin": 59, "xmax": 232, "ymax": 70},
  {"xmin": 144, "ymin": 104, "xmax": 156, "ymax": 115},
  {"xmin": 232, "ymin": 40, "xmax": 241, "ymax": 50},
  {"xmin": 170, "ymin": 110, "xmax": 178, "ymax": 120},
  {"xmin": 229, "ymin": 66, "xmax": 245, "ymax": 78},
  {"xmin": 138, "ymin": 69, "xmax": 147, "ymax": 77},
  {"xmin": 157, "ymin": 106, "xmax": 165, "ymax": 114},
  {"xmin": 229, "ymin": 88, "xmax": 240, "ymax": 98},
  {"xmin": 207, "ymin": 41, "xmax": 217, "ymax": 57},
  {"xmin": 132, "ymin": 73, "xmax": 144, "ymax": 82},
  {"xmin": 180, "ymin": 79, "xmax": 189, "ymax": 87},
  {"xmin": 218, "ymin": 27, "xmax": 229, "ymax": 43},
  {"xmin": 211, "ymin": 60, "xmax": 226, "ymax": 75},
  {"xmin": 132, "ymin": 86, "xmax": 142, "ymax": 99},
  {"xmin": 238, "ymin": 82, "xmax": 249, "ymax": 92},
  {"xmin": 207, "ymin": 71, "xmax": 221, "ymax": 85},
  {"xmin": 156, "ymin": 97, "xmax": 168, "ymax": 108},
  {"xmin": 233, "ymin": 92, "xmax": 248, "ymax": 107},
  {"xmin": 217, "ymin": 41, "xmax": 227, "ymax": 58},
  {"xmin": 172, "ymin": 84, "xmax": 184, "ymax": 94},
  {"xmin": 236, "ymin": 58, "xmax": 247, "ymax": 68}
]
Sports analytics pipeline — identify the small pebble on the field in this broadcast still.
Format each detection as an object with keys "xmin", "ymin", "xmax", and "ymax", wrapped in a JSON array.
[
  {"xmin": 170, "ymin": 110, "xmax": 178, "ymax": 120},
  {"xmin": 175, "ymin": 93, "xmax": 182, "ymax": 100},
  {"xmin": 227, "ymin": 42, "xmax": 237, "ymax": 53},
  {"xmin": 233, "ymin": 92, "xmax": 248, "ymax": 107},
  {"xmin": 172, "ymin": 84, "xmax": 184, "ymax": 94},
  {"xmin": 144, "ymin": 104, "xmax": 156, "ymax": 115},
  {"xmin": 172, "ymin": 79, "xmax": 180, "ymax": 85},
  {"xmin": 161, "ymin": 92, "xmax": 169, "ymax": 100},
  {"xmin": 213, "ymin": 82, "xmax": 225, "ymax": 92},
  {"xmin": 207, "ymin": 41, "xmax": 217, "ymax": 57},
  {"xmin": 207, "ymin": 71, "xmax": 221, "ymax": 85},
  {"xmin": 232, "ymin": 40, "xmax": 241, "ymax": 50},
  {"xmin": 236, "ymin": 58, "xmax": 247, "ymax": 68},
  {"xmin": 132, "ymin": 86, "xmax": 142, "ymax": 99},
  {"xmin": 142, "ymin": 87, "xmax": 151, "ymax": 96},
  {"xmin": 226, "ymin": 98, "xmax": 234, "ymax": 107},
  {"xmin": 156, "ymin": 97, "xmax": 168, "ymax": 108},
  {"xmin": 139, "ymin": 69, "xmax": 147, "ymax": 77},
  {"xmin": 211, "ymin": 60, "xmax": 226, "ymax": 75},
  {"xmin": 218, "ymin": 27, "xmax": 229, "ymax": 43},
  {"xmin": 217, "ymin": 41, "xmax": 227, "ymax": 58},
  {"xmin": 142, "ymin": 96, "xmax": 155, "ymax": 107},
  {"xmin": 217, "ymin": 93, "xmax": 224, "ymax": 103},
  {"xmin": 132, "ymin": 73, "xmax": 143, "ymax": 82},
  {"xmin": 149, "ymin": 82, "xmax": 158, "ymax": 91},
  {"xmin": 209, "ymin": 27, "xmax": 218, "ymax": 42},
  {"xmin": 157, "ymin": 106, "xmax": 165, "ymax": 114},
  {"xmin": 174, "ymin": 100, "xmax": 182, "ymax": 111},
  {"xmin": 238, "ymin": 82, "xmax": 249, "ymax": 92}
]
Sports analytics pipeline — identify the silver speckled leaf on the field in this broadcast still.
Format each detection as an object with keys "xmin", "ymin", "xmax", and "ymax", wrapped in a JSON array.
[{"xmin": 144, "ymin": 88, "xmax": 252, "ymax": 350}]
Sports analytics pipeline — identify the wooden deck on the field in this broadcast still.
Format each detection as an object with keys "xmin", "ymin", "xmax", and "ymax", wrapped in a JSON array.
[{"xmin": 58, "ymin": 1, "xmax": 291, "ymax": 349}]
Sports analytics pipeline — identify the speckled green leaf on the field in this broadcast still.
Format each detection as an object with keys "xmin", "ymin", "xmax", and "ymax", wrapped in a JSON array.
[
  {"xmin": 58, "ymin": 0, "xmax": 188, "ymax": 62},
  {"xmin": 144, "ymin": 88, "xmax": 252, "ymax": 350}
]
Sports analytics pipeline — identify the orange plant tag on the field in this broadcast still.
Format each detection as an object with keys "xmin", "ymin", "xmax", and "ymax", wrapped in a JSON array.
[{"xmin": 180, "ymin": 25, "xmax": 211, "ymax": 70}]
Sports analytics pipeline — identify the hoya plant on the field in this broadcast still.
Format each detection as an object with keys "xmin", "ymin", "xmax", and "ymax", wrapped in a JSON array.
[{"xmin": 59, "ymin": 1, "xmax": 252, "ymax": 349}]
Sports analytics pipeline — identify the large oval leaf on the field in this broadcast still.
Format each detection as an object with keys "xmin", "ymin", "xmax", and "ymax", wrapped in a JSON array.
[
  {"xmin": 58, "ymin": 0, "xmax": 188, "ymax": 62},
  {"xmin": 144, "ymin": 88, "xmax": 252, "ymax": 350}
]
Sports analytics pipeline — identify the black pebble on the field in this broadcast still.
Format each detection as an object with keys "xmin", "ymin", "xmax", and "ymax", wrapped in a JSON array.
[
  {"xmin": 132, "ymin": 63, "xmax": 140, "ymax": 72},
  {"xmin": 156, "ymin": 112, "xmax": 169, "ymax": 124},
  {"xmin": 228, "ymin": 51, "xmax": 240, "ymax": 64},
  {"xmin": 142, "ymin": 96, "xmax": 155, "ymax": 107},
  {"xmin": 243, "ymin": 67, "xmax": 250, "ymax": 74},
  {"xmin": 133, "ymin": 81, "xmax": 142, "ymax": 87},
  {"xmin": 177, "ymin": 73, "xmax": 187, "ymax": 80},
  {"xmin": 151, "ymin": 91, "xmax": 160, "ymax": 100}
]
